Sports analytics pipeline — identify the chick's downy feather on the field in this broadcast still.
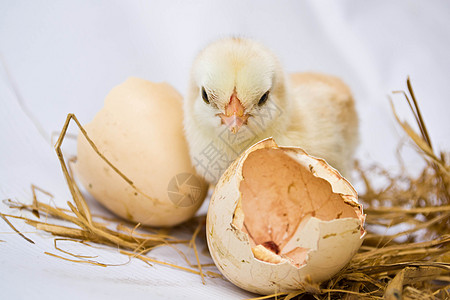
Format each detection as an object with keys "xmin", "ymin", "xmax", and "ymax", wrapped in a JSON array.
[{"xmin": 184, "ymin": 38, "xmax": 358, "ymax": 184}]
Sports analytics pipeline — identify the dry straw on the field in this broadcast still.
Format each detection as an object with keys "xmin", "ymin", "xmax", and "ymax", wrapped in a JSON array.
[
  {"xmin": 1, "ymin": 78, "xmax": 449, "ymax": 299},
  {"xmin": 1, "ymin": 113, "xmax": 219, "ymax": 280},
  {"xmin": 250, "ymin": 78, "xmax": 449, "ymax": 299}
]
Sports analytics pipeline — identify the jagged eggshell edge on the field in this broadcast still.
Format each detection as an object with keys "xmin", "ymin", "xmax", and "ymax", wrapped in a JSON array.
[{"xmin": 206, "ymin": 138, "xmax": 365, "ymax": 295}]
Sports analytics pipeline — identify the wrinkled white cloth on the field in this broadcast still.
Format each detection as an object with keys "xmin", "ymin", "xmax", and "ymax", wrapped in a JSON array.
[{"xmin": 1, "ymin": 1, "xmax": 449, "ymax": 299}]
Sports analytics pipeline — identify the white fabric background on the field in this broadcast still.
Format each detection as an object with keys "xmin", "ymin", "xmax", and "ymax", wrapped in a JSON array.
[{"xmin": 1, "ymin": 1, "xmax": 449, "ymax": 299}]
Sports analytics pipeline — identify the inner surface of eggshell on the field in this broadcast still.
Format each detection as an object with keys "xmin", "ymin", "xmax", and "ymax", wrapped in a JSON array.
[{"xmin": 235, "ymin": 148, "xmax": 358, "ymax": 266}]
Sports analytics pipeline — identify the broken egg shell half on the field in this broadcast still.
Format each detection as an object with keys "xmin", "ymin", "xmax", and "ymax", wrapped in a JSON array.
[
  {"xmin": 206, "ymin": 138, "xmax": 365, "ymax": 295},
  {"xmin": 76, "ymin": 77, "xmax": 208, "ymax": 227}
]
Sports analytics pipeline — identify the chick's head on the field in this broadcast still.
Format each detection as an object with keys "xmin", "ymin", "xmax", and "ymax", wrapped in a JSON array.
[{"xmin": 186, "ymin": 38, "xmax": 289, "ymax": 138}]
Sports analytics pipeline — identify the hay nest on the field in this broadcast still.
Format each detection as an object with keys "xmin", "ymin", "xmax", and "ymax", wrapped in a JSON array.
[{"xmin": 1, "ymin": 78, "xmax": 449, "ymax": 299}]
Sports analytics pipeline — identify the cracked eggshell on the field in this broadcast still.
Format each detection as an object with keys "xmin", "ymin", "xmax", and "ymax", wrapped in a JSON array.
[
  {"xmin": 76, "ymin": 77, "xmax": 207, "ymax": 227},
  {"xmin": 206, "ymin": 138, "xmax": 365, "ymax": 295}
]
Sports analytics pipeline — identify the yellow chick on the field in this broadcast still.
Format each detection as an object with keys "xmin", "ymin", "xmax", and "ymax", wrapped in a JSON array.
[{"xmin": 184, "ymin": 37, "xmax": 358, "ymax": 184}]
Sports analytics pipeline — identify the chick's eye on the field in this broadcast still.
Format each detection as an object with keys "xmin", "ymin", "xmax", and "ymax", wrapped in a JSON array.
[
  {"xmin": 201, "ymin": 87, "xmax": 210, "ymax": 104},
  {"xmin": 258, "ymin": 91, "xmax": 269, "ymax": 106}
]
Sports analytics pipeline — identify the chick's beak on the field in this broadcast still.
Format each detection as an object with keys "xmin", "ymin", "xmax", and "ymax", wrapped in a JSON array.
[{"xmin": 218, "ymin": 92, "xmax": 249, "ymax": 134}]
